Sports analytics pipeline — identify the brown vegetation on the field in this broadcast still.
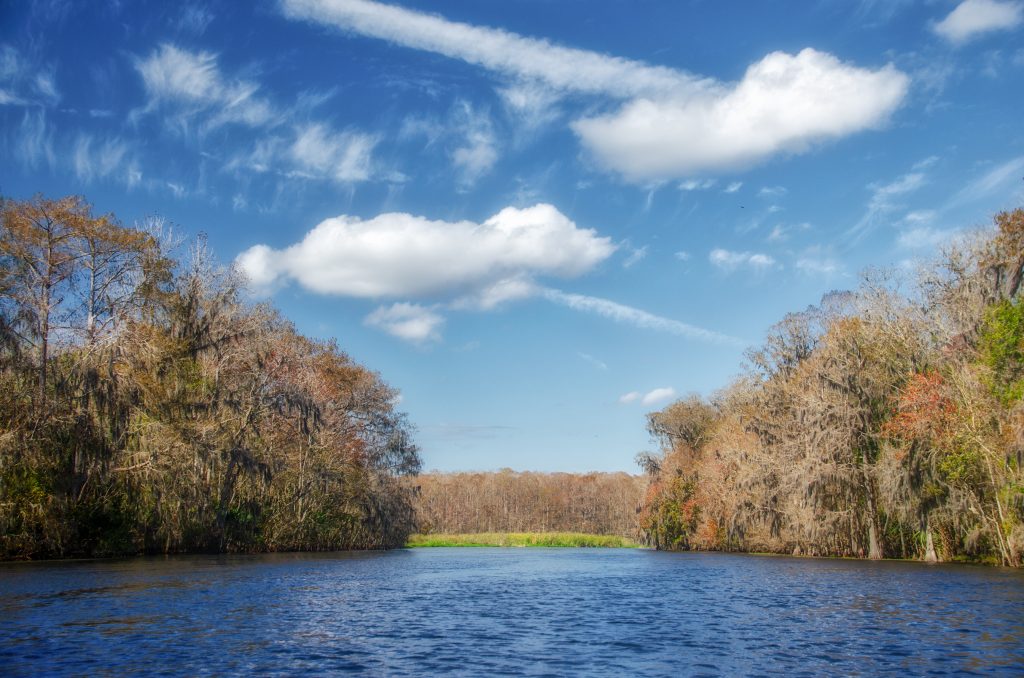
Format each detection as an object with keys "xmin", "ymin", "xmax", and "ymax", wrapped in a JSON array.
[
  {"xmin": 639, "ymin": 208, "xmax": 1024, "ymax": 566},
  {"xmin": 412, "ymin": 470, "xmax": 646, "ymax": 538},
  {"xmin": 0, "ymin": 195, "xmax": 420, "ymax": 559}
]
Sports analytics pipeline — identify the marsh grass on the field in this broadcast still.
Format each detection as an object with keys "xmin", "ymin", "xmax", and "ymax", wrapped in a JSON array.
[{"xmin": 405, "ymin": 532, "xmax": 640, "ymax": 548}]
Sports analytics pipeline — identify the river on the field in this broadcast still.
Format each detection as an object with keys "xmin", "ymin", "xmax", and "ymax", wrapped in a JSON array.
[{"xmin": 2, "ymin": 548, "xmax": 1023, "ymax": 675}]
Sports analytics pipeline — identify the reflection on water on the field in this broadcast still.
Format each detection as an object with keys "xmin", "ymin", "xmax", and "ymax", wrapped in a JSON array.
[{"xmin": 2, "ymin": 549, "xmax": 1023, "ymax": 675}]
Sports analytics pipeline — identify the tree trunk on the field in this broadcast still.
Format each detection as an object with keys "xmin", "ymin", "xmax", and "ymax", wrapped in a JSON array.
[
  {"xmin": 924, "ymin": 527, "xmax": 938, "ymax": 563},
  {"xmin": 864, "ymin": 478, "xmax": 883, "ymax": 560}
]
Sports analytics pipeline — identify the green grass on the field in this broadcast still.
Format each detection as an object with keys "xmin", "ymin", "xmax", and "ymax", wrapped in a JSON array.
[{"xmin": 405, "ymin": 532, "xmax": 640, "ymax": 548}]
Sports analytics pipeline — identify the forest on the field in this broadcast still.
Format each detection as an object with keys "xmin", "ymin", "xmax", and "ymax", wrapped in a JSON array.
[
  {"xmin": 0, "ymin": 195, "xmax": 421, "ymax": 559},
  {"xmin": 638, "ymin": 208, "xmax": 1024, "ymax": 567},
  {"xmin": 5, "ymin": 193, "xmax": 1023, "ymax": 567},
  {"xmin": 412, "ymin": 470, "xmax": 645, "ymax": 538}
]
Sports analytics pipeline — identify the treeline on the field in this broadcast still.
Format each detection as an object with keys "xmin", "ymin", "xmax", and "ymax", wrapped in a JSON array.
[
  {"xmin": 0, "ymin": 195, "xmax": 420, "ymax": 559},
  {"xmin": 412, "ymin": 470, "xmax": 646, "ymax": 538},
  {"xmin": 639, "ymin": 208, "xmax": 1024, "ymax": 567}
]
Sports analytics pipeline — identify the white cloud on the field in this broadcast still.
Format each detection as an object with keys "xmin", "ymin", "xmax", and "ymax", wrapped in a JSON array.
[
  {"xmin": 679, "ymin": 179, "xmax": 716, "ymax": 191},
  {"xmin": 281, "ymin": 0, "xmax": 701, "ymax": 99},
  {"xmin": 282, "ymin": 0, "xmax": 908, "ymax": 181},
  {"xmin": 933, "ymin": 0, "xmax": 1023, "ymax": 44},
  {"xmin": 723, "ymin": 181, "xmax": 743, "ymax": 193},
  {"xmin": 72, "ymin": 135, "xmax": 140, "ymax": 186},
  {"xmin": 497, "ymin": 81, "xmax": 561, "ymax": 131},
  {"xmin": 572, "ymin": 49, "xmax": 908, "ymax": 181},
  {"xmin": 620, "ymin": 387, "xmax": 678, "ymax": 406},
  {"xmin": 758, "ymin": 186, "xmax": 788, "ymax": 198},
  {"xmin": 578, "ymin": 352, "xmax": 608, "ymax": 370},
  {"xmin": 15, "ymin": 110, "xmax": 54, "ymax": 170},
  {"xmin": 674, "ymin": 251, "xmax": 691, "ymax": 262},
  {"xmin": 542, "ymin": 289, "xmax": 744, "ymax": 346},
  {"xmin": 450, "ymin": 275, "xmax": 538, "ymax": 311},
  {"xmin": 847, "ymin": 168, "xmax": 929, "ymax": 242},
  {"xmin": 135, "ymin": 43, "xmax": 274, "ymax": 129},
  {"xmin": 290, "ymin": 123, "xmax": 377, "ymax": 182},
  {"xmin": 642, "ymin": 387, "xmax": 677, "ymax": 406},
  {"xmin": 364, "ymin": 302, "xmax": 444, "ymax": 343},
  {"xmin": 768, "ymin": 222, "xmax": 811, "ymax": 243},
  {"xmin": 237, "ymin": 204, "xmax": 615, "ymax": 300},
  {"xmin": 897, "ymin": 226, "xmax": 960, "ymax": 250},
  {"xmin": 795, "ymin": 256, "xmax": 842, "ymax": 276},
  {"xmin": 622, "ymin": 245, "xmax": 648, "ymax": 269},
  {"xmin": 0, "ymin": 45, "xmax": 59, "ymax": 107},
  {"xmin": 948, "ymin": 156, "xmax": 1024, "ymax": 206},
  {"xmin": 450, "ymin": 102, "xmax": 498, "ymax": 187},
  {"xmin": 709, "ymin": 248, "xmax": 777, "ymax": 272}
]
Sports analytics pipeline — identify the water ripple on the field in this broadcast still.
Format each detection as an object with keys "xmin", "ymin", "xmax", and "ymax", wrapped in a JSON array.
[{"xmin": 1, "ymin": 549, "xmax": 1023, "ymax": 675}]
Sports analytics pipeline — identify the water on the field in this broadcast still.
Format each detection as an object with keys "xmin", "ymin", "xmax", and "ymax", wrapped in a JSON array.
[{"xmin": 2, "ymin": 549, "xmax": 1023, "ymax": 676}]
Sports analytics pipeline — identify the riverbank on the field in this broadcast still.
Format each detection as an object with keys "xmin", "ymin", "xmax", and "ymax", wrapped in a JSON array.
[{"xmin": 405, "ymin": 532, "xmax": 640, "ymax": 548}]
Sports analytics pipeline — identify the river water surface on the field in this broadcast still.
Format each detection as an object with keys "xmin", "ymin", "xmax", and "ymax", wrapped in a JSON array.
[{"xmin": 2, "ymin": 548, "xmax": 1023, "ymax": 675}]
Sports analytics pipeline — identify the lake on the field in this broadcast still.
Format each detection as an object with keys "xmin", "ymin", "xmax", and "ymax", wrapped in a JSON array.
[{"xmin": 2, "ymin": 548, "xmax": 1023, "ymax": 675}]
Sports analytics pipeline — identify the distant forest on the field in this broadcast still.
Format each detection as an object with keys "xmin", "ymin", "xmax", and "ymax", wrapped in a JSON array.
[
  {"xmin": 412, "ymin": 470, "xmax": 645, "ymax": 538},
  {"xmin": 0, "ymin": 195, "xmax": 420, "ymax": 559},
  {"xmin": 638, "ymin": 208, "xmax": 1024, "ymax": 567}
]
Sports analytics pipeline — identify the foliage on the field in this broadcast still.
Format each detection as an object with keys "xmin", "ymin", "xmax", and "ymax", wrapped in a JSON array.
[
  {"xmin": 412, "ymin": 470, "xmax": 645, "ymax": 539},
  {"xmin": 405, "ymin": 532, "xmax": 639, "ymax": 548},
  {"xmin": 0, "ymin": 195, "xmax": 421, "ymax": 559},
  {"xmin": 638, "ymin": 207, "xmax": 1024, "ymax": 566}
]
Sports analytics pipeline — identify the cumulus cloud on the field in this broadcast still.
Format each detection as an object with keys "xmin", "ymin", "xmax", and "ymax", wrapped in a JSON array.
[
  {"xmin": 281, "ymin": 0, "xmax": 908, "ymax": 181},
  {"xmin": 541, "ymin": 289, "xmax": 744, "ymax": 346},
  {"xmin": 236, "ymin": 203, "xmax": 614, "ymax": 299},
  {"xmin": 135, "ymin": 43, "xmax": 274, "ymax": 129},
  {"xmin": 642, "ymin": 387, "xmax": 677, "ymax": 406},
  {"xmin": 933, "ymin": 0, "xmax": 1023, "ymax": 44},
  {"xmin": 621, "ymin": 387, "xmax": 677, "ymax": 406},
  {"xmin": 708, "ymin": 248, "xmax": 777, "ymax": 272},
  {"xmin": 364, "ymin": 302, "xmax": 444, "ymax": 343},
  {"xmin": 571, "ymin": 48, "xmax": 908, "ymax": 181}
]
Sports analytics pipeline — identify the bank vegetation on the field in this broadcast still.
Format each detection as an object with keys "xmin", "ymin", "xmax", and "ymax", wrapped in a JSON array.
[
  {"xmin": 639, "ymin": 208, "xmax": 1024, "ymax": 567},
  {"xmin": 0, "ymin": 195, "xmax": 421, "ymax": 559}
]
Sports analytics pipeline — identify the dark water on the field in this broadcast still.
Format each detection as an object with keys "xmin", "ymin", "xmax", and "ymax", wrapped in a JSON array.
[{"xmin": 2, "ymin": 549, "xmax": 1023, "ymax": 676}]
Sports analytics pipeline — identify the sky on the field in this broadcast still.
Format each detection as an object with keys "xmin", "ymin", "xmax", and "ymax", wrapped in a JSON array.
[{"xmin": 2, "ymin": 0, "xmax": 1024, "ymax": 473}]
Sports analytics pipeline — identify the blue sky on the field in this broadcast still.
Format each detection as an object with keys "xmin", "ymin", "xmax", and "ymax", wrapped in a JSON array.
[{"xmin": 2, "ymin": 0, "xmax": 1023, "ymax": 473}]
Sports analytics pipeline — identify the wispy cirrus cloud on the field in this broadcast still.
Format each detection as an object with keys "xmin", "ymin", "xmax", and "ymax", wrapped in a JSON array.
[
  {"xmin": 280, "ymin": 0, "xmax": 909, "ymax": 182},
  {"xmin": 135, "ymin": 43, "xmax": 274, "ymax": 130},
  {"xmin": 72, "ymin": 134, "xmax": 142, "ymax": 187},
  {"xmin": 541, "ymin": 289, "xmax": 744, "ymax": 347},
  {"xmin": 846, "ymin": 165, "xmax": 930, "ymax": 243},
  {"xmin": 0, "ymin": 44, "xmax": 59, "ymax": 107},
  {"xmin": 948, "ymin": 155, "xmax": 1024, "ymax": 207}
]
